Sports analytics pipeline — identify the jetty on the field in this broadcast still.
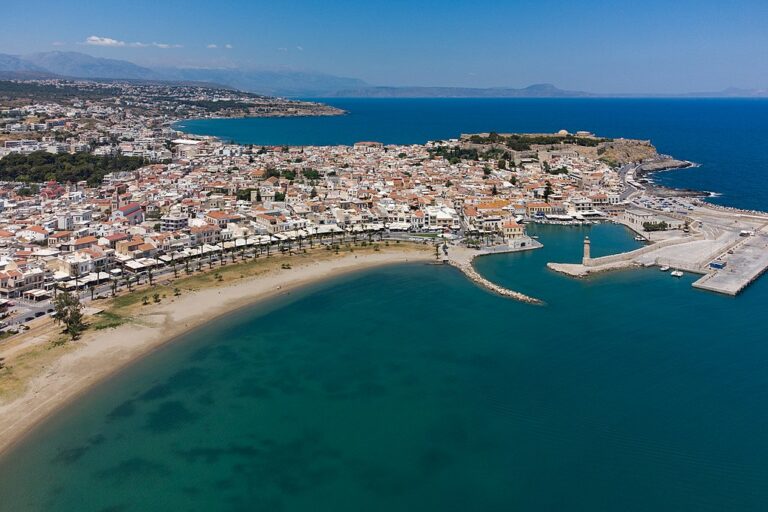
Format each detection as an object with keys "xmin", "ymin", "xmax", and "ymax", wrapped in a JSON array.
[{"xmin": 446, "ymin": 240, "xmax": 545, "ymax": 305}]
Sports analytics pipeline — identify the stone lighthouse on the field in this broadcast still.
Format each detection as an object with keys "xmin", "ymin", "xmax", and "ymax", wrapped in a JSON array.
[{"xmin": 583, "ymin": 236, "xmax": 591, "ymax": 264}]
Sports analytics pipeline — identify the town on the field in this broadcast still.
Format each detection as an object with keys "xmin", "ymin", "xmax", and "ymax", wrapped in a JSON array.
[{"xmin": 1, "ymin": 79, "xmax": 767, "ymax": 333}]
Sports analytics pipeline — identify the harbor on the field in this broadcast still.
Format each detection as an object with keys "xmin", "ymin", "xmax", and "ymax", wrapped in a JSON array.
[{"xmin": 548, "ymin": 203, "xmax": 768, "ymax": 296}]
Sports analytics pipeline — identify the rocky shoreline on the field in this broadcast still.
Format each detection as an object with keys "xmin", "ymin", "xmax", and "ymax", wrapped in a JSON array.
[{"xmin": 636, "ymin": 158, "xmax": 709, "ymax": 198}]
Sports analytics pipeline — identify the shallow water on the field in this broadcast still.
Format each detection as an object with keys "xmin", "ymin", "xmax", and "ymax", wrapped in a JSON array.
[{"xmin": 1, "ymin": 224, "xmax": 767, "ymax": 511}]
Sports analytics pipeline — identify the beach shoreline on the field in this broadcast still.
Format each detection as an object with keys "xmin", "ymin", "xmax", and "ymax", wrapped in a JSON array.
[{"xmin": 0, "ymin": 246, "xmax": 432, "ymax": 458}]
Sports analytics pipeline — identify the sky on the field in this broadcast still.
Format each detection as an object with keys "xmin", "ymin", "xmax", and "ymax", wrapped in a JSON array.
[{"xmin": 1, "ymin": 0, "xmax": 767, "ymax": 93}]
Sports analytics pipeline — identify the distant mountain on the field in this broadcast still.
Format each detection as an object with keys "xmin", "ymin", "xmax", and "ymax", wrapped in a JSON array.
[
  {"xmin": 325, "ymin": 83, "xmax": 593, "ymax": 98},
  {"xmin": 0, "ymin": 51, "xmax": 764, "ymax": 98},
  {"xmin": 21, "ymin": 51, "xmax": 160, "ymax": 80},
  {"xmin": 0, "ymin": 51, "xmax": 365, "ymax": 96},
  {"xmin": 154, "ymin": 67, "xmax": 368, "ymax": 97},
  {"xmin": 0, "ymin": 54, "xmax": 48, "ymax": 73},
  {"xmin": 683, "ymin": 87, "xmax": 768, "ymax": 98}
]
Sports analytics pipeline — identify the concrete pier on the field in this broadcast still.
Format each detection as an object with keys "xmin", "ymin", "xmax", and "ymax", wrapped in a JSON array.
[{"xmin": 692, "ymin": 229, "xmax": 768, "ymax": 295}]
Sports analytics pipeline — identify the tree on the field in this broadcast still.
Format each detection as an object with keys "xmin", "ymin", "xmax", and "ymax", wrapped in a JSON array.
[
  {"xmin": 543, "ymin": 181, "xmax": 553, "ymax": 202},
  {"xmin": 53, "ymin": 292, "xmax": 85, "ymax": 339},
  {"xmin": 491, "ymin": 184, "xmax": 498, "ymax": 195}
]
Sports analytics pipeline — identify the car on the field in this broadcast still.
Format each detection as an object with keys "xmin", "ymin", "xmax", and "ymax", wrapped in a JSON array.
[
  {"xmin": 46, "ymin": 308, "xmax": 54, "ymax": 313},
  {"xmin": 34, "ymin": 311, "xmax": 45, "ymax": 318},
  {"xmin": 24, "ymin": 317, "xmax": 33, "ymax": 322}
]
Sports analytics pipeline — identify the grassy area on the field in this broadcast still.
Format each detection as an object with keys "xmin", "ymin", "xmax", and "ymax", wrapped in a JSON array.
[{"xmin": 0, "ymin": 337, "xmax": 74, "ymax": 401}]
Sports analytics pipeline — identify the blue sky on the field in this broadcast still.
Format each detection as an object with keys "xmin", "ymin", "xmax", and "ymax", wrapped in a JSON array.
[{"xmin": 2, "ymin": 0, "xmax": 767, "ymax": 93}]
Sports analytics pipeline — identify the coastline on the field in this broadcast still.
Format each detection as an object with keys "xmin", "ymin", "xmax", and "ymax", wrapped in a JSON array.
[{"xmin": 0, "ymin": 246, "xmax": 431, "ymax": 458}]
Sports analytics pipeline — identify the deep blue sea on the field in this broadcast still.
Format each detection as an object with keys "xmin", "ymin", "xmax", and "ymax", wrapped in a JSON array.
[
  {"xmin": 1, "ymin": 100, "xmax": 767, "ymax": 511},
  {"xmin": 175, "ymin": 98, "xmax": 768, "ymax": 211}
]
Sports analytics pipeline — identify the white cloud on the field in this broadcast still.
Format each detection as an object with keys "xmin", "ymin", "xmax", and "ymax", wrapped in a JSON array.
[
  {"xmin": 83, "ymin": 35, "xmax": 181, "ymax": 49},
  {"xmin": 224, "ymin": 43, "xmax": 233, "ymax": 49},
  {"xmin": 85, "ymin": 35, "xmax": 126, "ymax": 47},
  {"xmin": 207, "ymin": 44, "xmax": 218, "ymax": 49},
  {"xmin": 51, "ymin": 41, "xmax": 66, "ymax": 47},
  {"xmin": 296, "ymin": 45, "xmax": 304, "ymax": 51}
]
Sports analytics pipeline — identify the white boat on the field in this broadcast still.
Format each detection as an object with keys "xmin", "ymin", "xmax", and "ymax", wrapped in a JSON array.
[
  {"xmin": 634, "ymin": 235, "xmax": 646, "ymax": 241},
  {"xmin": 660, "ymin": 266, "xmax": 670, "ymax": 272},
  {"xmin": 671, "ymin": 270, "xmax": 684, "ymax": 277}
]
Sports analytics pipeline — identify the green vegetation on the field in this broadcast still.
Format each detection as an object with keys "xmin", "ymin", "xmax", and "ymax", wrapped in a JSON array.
[
  {"xmin": 53, "ymin": 292, "xmax": 85, "ymax": 340},
  {"xmin": 90, "ymin": 311, "xmax": 126, "ymax": 330},
  {"xmin": 302, "ymin": 168, "xmax": 320, "ymax": 180},
  {"xmin": 642, "ymin": 221, "xmax": 669, "ymax": 232},
  {"xmin": 467, "ymin": 132, "xmax": 610, "ymax": 150},
  {"xmin": 0, "ymin": 151, "xmax": 146, "ymax": 185},
  {"xmin": 0, "ymin": 80, "xmax": 119, "ymax": 104}
]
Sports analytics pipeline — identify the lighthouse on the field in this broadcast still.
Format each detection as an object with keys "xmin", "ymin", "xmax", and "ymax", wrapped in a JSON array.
[{"xmin": 583, "ymin": 236, "xmax": 591, "ymax": 264}]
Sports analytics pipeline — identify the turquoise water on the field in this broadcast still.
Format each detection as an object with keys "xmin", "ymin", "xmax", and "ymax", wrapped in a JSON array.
[
  {"xmin": 2, "ymin": 224, "xmax": 768, "ymax": 511},
  {"xmin": 175, "ymin": 98, "xmax": 768, "ymax": 211}
]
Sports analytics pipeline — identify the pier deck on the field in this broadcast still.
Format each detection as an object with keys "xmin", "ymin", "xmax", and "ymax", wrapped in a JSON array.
[{"xmin": 692, "ymin": 232, "xmax": 768, "ymax": 295}]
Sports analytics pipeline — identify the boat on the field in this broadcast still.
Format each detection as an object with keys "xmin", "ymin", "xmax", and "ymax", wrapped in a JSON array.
[
  {"xmin": 634, "ymin": 235, "xmax": 645, "ymax": 241},
  {"xmin": 671, "ymin": 270, "xmax": 684, "ymax": 277},
  {"xmin": 660, "ymin": 265, "xmax": 670, "ymax": 272}
]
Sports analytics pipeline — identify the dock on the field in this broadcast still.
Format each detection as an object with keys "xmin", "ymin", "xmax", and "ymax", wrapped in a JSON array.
[{"xmin": 692, "ymin": 230, "xmax": 768, "ymax": 295}]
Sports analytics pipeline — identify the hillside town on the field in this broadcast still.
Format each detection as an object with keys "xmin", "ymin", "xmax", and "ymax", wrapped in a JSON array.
[{"xmin": 0, "ymin": 79, "xmax": 698, "ymax": 329}]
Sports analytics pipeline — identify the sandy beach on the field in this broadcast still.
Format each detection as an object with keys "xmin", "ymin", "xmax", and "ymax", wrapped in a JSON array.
[{"xmin": 0, "ymin": 246, "xmax": 432, "ymax": 457}]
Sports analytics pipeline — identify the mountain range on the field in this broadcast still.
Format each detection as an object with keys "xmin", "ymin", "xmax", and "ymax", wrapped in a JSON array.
[{"xmin": 0, "ymin": 51, "xmax": 765, "ymax": 98}]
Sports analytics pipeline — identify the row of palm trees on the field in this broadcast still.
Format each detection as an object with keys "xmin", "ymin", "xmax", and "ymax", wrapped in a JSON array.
[{"xmin": 73, "ymin": 227, "xmax": 393, "ymax": 299}]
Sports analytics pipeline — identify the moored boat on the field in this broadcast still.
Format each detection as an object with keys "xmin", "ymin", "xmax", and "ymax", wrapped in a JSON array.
[{"xmin": 671, "ymin": 270, "xmax": 684, "ymax": 277}]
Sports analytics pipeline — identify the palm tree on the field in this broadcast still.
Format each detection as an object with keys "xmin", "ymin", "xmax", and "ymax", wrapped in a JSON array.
[
  {"xmin": 111, "ymin": 279, "xmax": 117, "ymax": 297},
  {"xmin": 147, "ymin": 267, "xmax": 154, "ymax": 286},
  {"xmin": 71, "ymin": 266, "xmax": 80, "ymax": 295}
]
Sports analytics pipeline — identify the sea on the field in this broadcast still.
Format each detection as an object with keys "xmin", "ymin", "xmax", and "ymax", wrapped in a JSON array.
[{"xmin": 1, "ymin": 99, "xmax": 768, "ymax": 511}]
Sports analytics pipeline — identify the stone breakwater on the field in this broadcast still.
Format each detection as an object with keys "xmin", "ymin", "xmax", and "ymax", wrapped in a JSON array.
[
  {"xmin": 450, "ymin": 260, "xmax": 544, "ymax": 305},
  {"xmin": 445, "ymin": 241, "xmax": 545, "ymax": 305}
]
